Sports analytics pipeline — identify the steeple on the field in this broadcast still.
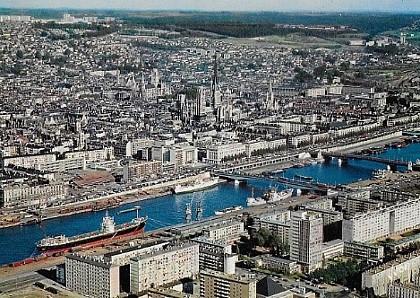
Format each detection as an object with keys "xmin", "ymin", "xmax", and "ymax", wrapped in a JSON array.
[{"xmin": 211, "ymin": 53, "xmax": 221, "ymax": 108}]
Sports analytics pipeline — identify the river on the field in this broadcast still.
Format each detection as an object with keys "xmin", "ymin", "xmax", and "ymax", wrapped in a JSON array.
[{"xmin": 0, "ymin": 142, "xmax": 419, "ymax": 265}]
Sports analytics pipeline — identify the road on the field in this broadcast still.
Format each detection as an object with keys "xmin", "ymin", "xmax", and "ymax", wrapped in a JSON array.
[{"xmin": 0, "ymin": 271, "xmax": 44, "ymax": 293}]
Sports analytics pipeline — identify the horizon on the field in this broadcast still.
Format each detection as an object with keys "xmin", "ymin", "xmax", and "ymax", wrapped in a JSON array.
[
  {"xmin": 0, "ymin": 0, "xmax": 420, "ymax": 14},
  {"xmin": 1, "ymin": 7, "xmax": 420, "ymax": 15}
]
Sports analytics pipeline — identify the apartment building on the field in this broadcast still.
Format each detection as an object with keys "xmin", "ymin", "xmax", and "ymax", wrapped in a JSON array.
[
  {"xmin": 2, "ymin": 153, "xmax": 56, "ymax": 169},
  {"xmin": 193, "ymin": 237, "xmax": 237, "ymax": 274},
  {"xmin": 206, "ymin": 142, "xmax": 246, "ymax": 164},
  {"xmin": 64, "ymin": 147, "xmax": 115, "ymax": 162},
  {"xmin": 200, "ymin": 270, "xmax": 257, "ymax": 298},
  {"xmin": 130, "ymin": 243, "xmax": 199, "ymax": 294},
  {"xmin": 122, "ymin": 160, "xmax": 162, "ymax": 182},
  {"xmin": 0, "ymin": 181, "xmax": 68, "ymax": 208},
  {"xmin": 66, "ymin": 254, "xmax": 120, "ymax": 298},
  {"xmin": 362, "ymin": 250, "xmax": 420, "ymax": 296},
  {"xmin": 342, "ymin": 198, "xmax": 420, "ymax": 243},
  {"xmin": 289, "ymin": 210, "xmax": 324, "ymax": 273},
  {"xmin": 202, "ymin": 220, "xmax": 245, "ymax": 242},
  {"xmin": 343, "ymin": 241, "xmax": 384, "ymax": 261}
]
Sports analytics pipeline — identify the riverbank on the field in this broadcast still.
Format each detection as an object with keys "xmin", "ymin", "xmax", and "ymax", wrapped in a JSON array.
[
  {"xmin": 245, "ymin": 132, "xmax": 407, "ymax": 175},
  {"xmin": 0, "ymin": 171, "xmax": 224, "ymax": 229},
  {"xmin": 0, "ymin": 189, "xmax": 172, "ymax": 229}
]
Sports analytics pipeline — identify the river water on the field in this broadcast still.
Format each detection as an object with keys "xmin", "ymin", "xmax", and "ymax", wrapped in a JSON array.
[{"xmin": 0, "ymin": 143, "xmax": 419, "ymax": 265}]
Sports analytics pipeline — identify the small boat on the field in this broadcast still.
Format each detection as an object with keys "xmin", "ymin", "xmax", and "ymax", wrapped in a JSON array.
[
  {"xmin": 293, "ymin": 163, "xmax": 305, "ymax": 168},
  {"xmin": 117, "ymin": 206, "xmax": 141, "ymax": 215},
  {"xmin": 413, "ymin": 159, "xmax": 420, "ymax": 171},
  {"xmin": 246, "ymin": 196, "xmax": 267, "ymax": 207},
  {"xmin": 214, "ymin": 206, "xmax": 243, "ymax": 215},
  {"xmin": 294, "ymin": 174, "xmax": 313, "ymax": 181}
]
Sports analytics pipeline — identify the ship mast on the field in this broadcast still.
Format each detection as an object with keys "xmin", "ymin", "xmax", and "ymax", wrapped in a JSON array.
[
  {"xmin": 185, "ymin": 202, "xmax": 192, "ymax": 224},
  {"xmin": 196, "ymin": 200, "xmax": 203, "ymax": 221}
]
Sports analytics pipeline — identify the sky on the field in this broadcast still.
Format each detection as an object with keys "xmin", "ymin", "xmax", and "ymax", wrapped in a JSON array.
[{"xmin": 1, "ymin": 0, "xmax": 419, "ymax": 13}]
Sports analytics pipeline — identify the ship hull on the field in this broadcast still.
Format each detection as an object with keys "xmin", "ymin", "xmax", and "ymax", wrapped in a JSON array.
[
  {"xmin": 37, "ymin": 220, "xmax": 146, "ymax": 251},
  {"xmin": 173, "ymin": 179, "xmax": 219, "ymax": 194}
]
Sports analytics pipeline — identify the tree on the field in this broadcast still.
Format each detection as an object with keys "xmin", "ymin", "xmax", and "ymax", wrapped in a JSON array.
[
  {"xmin": 16, "ymin": 49, "xmax": 24, "ymax": 60},
  {"xmin": 34, "ymin": 51, "xmax": 42, "ymax": 60},
  {"xmin": 313, "ymin": 65, "xmax": 327, "ymax": 79}
]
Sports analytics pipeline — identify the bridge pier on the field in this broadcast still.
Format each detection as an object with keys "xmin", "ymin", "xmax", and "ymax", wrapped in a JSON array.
[
  {"xmin": 338, "ymin": 158, "xmax": 348, "ymax": 165},
  {"xmin": 323, "ymin": 155, "xmax": 332, "ymax": 163},
  {"xmin": 408, "ymin": 161, "xmax": 413, "ymax": 171},
  {"xmin": 388, "ymin": 164, "xmax": 397, "ymax": 172}
]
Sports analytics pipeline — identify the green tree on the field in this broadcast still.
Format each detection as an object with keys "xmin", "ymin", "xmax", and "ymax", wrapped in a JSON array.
[
  {"xmin": 34, "ymin": 51, "xmax": 42, "ymax": 60},
  {"xmin": 16, "ymin": 49, "xmax": 24, "ymax": 59}
]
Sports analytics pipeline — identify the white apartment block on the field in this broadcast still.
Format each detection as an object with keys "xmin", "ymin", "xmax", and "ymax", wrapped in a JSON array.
[
  {"xmin": 122, "ymin": 160, "xmax": 162, "ymax": 182},
  {"xmin": 342, "ymin": 198, "xmax": 420, "ymax": 243},
  {"xmin": 125, "ymin": 138, "xmax": 154, "ymax": 158},
  {"xmin": 343, "ymin": 241, "xmax": 384, "ymax": 260},
  {"xmin": 0, "ymin": 182, "xmax": 68, "ymax": 208},
  {"xmin": 288, "ymin": 134, "xmax": 311, "ymax": 148},
  {"xmin": 170, "ymin": 144, "xmax": 198, "ymax": 165},
  {"xmin": 200, "ymin": 270, "xmax": 257, "ymax": 298},
  {"xmin": 330, "ymin": 122, "xmax": 381, "ymax": 139},
  {"xmin": 206, "ymin": 142, "xmax": 246, "ymax": 164},
  {"xmin": 259, "ymin": 220, "xmax": 290, "ymax": 246},
  {"xmin": 130, "ymin": 243, "xmax": 199, "ymax": 294},
  {"xmin": 66, "ymin": 254, "xmax": 120, "ymax": 298},
  {"xmin": 2, "ymin": 153, "xmax": 56, "ymax": 169},
  {"xmin": 322, "ymin": 240, "xmax": 344, "ymax": 260},
  {"xmin": 193, "ymin": 237, "xmax": 237, "ymax": 274},
  {"xmin": 64, "ymin": 147, "xmax": 114, "ymax": 162},
  {"xmin": 362, "ymin": 250, "xmax": 420, "ymax": 296},
  {"xmin": 290, "ymin": 210, "xmax": 324, "ymax": 273},
  {"xmin": 245, "ymin": 140, "xmax": 268, "ymax": 157},
  {"xmin": 388, "ymin": 282, "xmax": 420, "ymax": 298},
  {"xmin": 37, "ymin": 157, "xmax": 86, "ymax": 172},
  {"xmin": 202, "ymin": 220, "xmax": 245, "ymax": 242}
]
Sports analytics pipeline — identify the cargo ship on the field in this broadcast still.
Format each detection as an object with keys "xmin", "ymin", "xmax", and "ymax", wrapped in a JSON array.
[
  {"xmin": 172, "ymin": 177, "xmax": 219, "ymax": 194},
  {"xmin": 36, "ymin": 212, "xmax": 147, "ymax": 251}
]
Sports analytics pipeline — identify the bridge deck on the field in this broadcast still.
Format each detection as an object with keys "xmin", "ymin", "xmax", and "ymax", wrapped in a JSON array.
[{"xmin": 322, "ymin": 152, "xmax": 408, "ymax": 166}]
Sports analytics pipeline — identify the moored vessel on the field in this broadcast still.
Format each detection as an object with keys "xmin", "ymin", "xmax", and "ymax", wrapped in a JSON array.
[
  {"xmin": 262, "ymin": 188, "xmax": 293, "ymax": 203},
  {"xmin": 246, "ymin": 196, "xmax": 267, "ymax": 207},
  {"xmin": 246, "ymin": 188, "xmax": 267, "ymax": 207},
  {"xmin": 214, "ymin": 205, "xmax": 243, "ymax": 215},
  {"xmin": 36, "ymin": 212, "xmax": 147, "ymax": 251},
  {"xmin": 172, "ymin": 177, "xmax": 219, "ymax": 194},
  {"xmin": 294, "ymin": 174, "xmax": 313, "ymax": 181}
]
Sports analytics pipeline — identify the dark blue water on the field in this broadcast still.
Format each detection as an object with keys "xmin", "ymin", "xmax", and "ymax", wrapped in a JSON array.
[{"xmin": 0, "ymin": 143, "xmax": 419, "ymax": 265}]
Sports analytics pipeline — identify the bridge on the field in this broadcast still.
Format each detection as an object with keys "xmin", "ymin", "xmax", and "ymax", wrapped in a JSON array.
[
  {"xmin": 220, "ymin": 154, "xmax": 296, "ymax": 173},
  {"xmin": 217, "ymin": 173, "xmax": 331, "ymax": 193},
  {"xmin": 322, "ymin": 152, "xmax": 410, "ymax": 171}
]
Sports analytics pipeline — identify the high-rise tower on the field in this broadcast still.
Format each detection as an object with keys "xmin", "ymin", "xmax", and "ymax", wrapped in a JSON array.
[{"xmin": 290, "ymin": 210, "xmax": 323, "ymax": 273}]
